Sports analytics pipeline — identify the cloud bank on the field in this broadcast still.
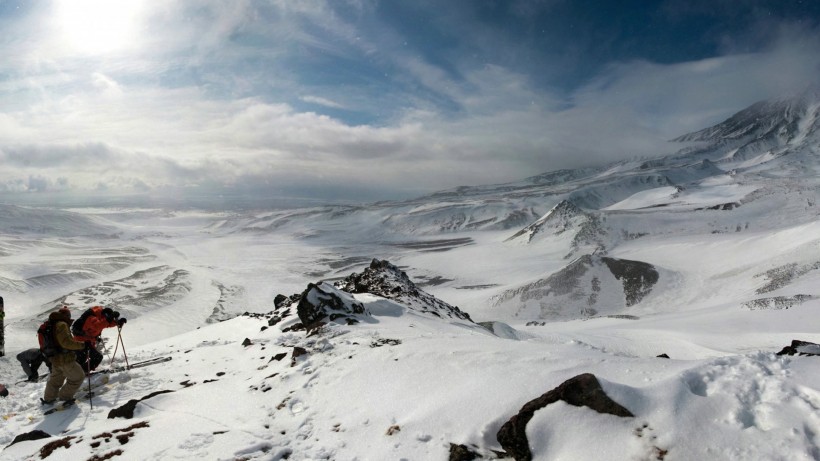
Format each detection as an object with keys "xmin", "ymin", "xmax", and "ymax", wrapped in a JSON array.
[{"xmin": 1, "ymin": 1, "xmax": 819, "ymax": 205}]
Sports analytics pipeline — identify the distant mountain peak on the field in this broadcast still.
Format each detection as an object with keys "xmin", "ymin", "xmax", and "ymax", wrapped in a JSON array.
[
  {"xmin": 506, "ymin": 200, "xmax": 604, "ymax": 252},
  {"xmin": 673, "ymin": 89, "xmax": 820, "ymax": 144}
]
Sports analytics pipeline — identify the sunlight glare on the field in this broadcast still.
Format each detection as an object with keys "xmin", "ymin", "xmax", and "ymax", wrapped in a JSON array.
[{"xmin": 56, "ymin": 0, "xmax": 143, "ymax": 55}]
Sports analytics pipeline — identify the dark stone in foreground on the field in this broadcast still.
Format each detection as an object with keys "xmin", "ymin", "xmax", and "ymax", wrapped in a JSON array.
[
  {"xmin": 108, "ymin": 390, "xmax": 175, "ymax": 419},
  {"xmin": 449, "ymin": 443, "xmax": 482, "ymax": 461},
  {"xmin": 7, "ymin": 430, "xmax": 50, "ymax": 447},
  {"xmin": 496, "ymin": 373, "xmax": 633, "ymax": 461},
  {"xmin": 776, "ymin": 339, "xmax": 820, "ymax": 356}
]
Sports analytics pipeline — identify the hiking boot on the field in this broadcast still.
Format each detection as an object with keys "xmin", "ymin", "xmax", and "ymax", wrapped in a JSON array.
[
  {"xmin": 61, "ymin": 398, "xmax": 76, "ymax": 407},
  {"xmin": 40, "ymin": 398, "xmax": 56, "ymax": 405}
]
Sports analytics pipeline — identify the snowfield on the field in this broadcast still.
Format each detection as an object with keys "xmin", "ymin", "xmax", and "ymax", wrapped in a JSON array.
[{"xmin": 2, "ymin": 92, "xmax": 820, "ymax": 460}]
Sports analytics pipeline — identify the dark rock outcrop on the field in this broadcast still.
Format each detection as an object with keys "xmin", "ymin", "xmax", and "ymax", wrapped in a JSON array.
[
  {"xmin": 492, "ymin": 254, "xmax": 659, "ymax": 319},
  {"xmin": 296, "ymin": 282, "xmax": 368, "ymax": 328},
  {"xmin": 266, "ymin": 259, "xmax": 472, "ymax": 332},
  {"xmin": 108, "ymin": 390, "xmax": 175, "ymax": 419},
  {"xmin": 335, "ymin": 259, "xmax": 472, "ymax": 321},
  {"xmin": 7, "ymin": 430, "xmax": 51, "ymax": 447},
  {"xmin": 776, "ymin": 340, "xmax": 820, "ymax": 356},
  {"xmin": 601, "ymin": 257, "xmax": 659, "ymax": 306},
  {"xmin": 449, "ymin": 443, "xmax": 482, "ymax": 461},
  {"xmin": 496, "ymin": 373, "xmax": 633, "ymax": 461}
]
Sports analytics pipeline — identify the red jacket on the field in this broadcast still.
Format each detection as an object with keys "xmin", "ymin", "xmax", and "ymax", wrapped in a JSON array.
[{"xmin": 74, "ymin": 306, "xmax": 118, "ymax": 346}]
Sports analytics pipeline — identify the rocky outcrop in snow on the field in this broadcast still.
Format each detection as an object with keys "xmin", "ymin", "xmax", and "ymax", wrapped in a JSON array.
[
  {"xmin": 491, "ymin": 254, "xmax": 659, "ymax": 320},
  {"xmin": 776, "ymin": 340, "xmax": 820, "ymax": 356},
  {"xmin": 268, "ymin": 259, "xmax": 472, "ymax": 332},
  {"xmin": 496, "ymin": 373, "xmax": 634, "ymax": 461},
  {"xmin": 335, "ymin": 259, "xmax": 472, "ymax": 322},
  {"xmin": 296, "ymin": 282, "xmax": 369, "ymax": 328}
]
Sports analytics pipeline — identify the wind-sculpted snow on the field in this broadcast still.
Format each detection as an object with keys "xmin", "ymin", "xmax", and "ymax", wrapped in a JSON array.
[
  {"xmin": 0, "ymin": 204, "xmax": 116, "ymax": 237},
  {"xmin": 0, "ymin": 242, "xmax": 155, "ymax": 295},
  {"xmin": 49, "ymin": 265, "xmax": 192, "ymax": 315}
]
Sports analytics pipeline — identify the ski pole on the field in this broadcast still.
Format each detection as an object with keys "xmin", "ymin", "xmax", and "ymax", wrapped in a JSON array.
[
  {"xmin": 117, "ymin": 326, "xmax": 130, "ymax": 368},
  {"xmin": 86, "ymin": 348, "xmax": 93, "ymax": 410},
  {"xmin": 110, "ymin": 330, "xmax": 121, "ymax": 367},
  {"xmin": 108, "ymin": 334, "xmax": 120, "ymax": 367}
]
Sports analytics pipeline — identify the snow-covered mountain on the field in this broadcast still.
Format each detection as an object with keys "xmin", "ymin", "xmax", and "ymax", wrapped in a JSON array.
[{"xmin": 2, "ymin": 92, "xmax": 820, "ymax": 460}]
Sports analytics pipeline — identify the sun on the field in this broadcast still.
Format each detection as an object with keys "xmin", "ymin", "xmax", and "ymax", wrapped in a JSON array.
[{"xmin": 55, "ymin": 0, "xmax": 144, "ymax": 55}]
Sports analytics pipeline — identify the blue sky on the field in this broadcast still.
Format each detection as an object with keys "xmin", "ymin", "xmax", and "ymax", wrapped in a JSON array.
[{"xmin": 1, "ymin": 0, "xmax": 819, "ymax": 205}]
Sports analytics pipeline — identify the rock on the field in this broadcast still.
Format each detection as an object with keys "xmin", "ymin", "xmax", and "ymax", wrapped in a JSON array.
[
  {"xmin": 7, "ymin": 430, "xmax": 50, "ymax": 447},
  {"xmin": 335, "ymin": 259, "xmax": 472, "ymax": 321},
  {"xmin": 108, "ymin": 390, "xmax": 175, "ymax": 419},
  {"xmin": 496, "ymin": 373, "xmax": 633, "ymax": 461},
  {"xmin": 492, "ymin": 254, "xmax": 659, "ymax": 320},
  {"xmin": 291, "ymin": 346, "xmax": 308, "ymax": 367},
  {"xmin": 273, "ymin": 294, "xmax": 289, "ymax": 308},
  {"xmin": 449, "ymin": 443, "xmax": 482, "ymax": 461},
  {"xmin": 242, "ymin": 338, "xmax": 252, "ymax": 347},
  {"xmin": 776, "ymin": 339, "xmax": 820, "ymax": 356},
  {"xmin": 656, "ymin": 353, "xmax": 670, "ymax": 359},
  {"xmin": 296, "ymin": 282, "xmax": 368, "ymax": 328},
  {"xmin": 601, "ymin": 257, "xmax": 659, "ymax": 306}
]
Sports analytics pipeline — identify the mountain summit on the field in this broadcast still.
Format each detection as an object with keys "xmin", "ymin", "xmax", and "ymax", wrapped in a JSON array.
[{"xmin": 674, "ymin": 88, "xmax": 820, "ymax": 144}]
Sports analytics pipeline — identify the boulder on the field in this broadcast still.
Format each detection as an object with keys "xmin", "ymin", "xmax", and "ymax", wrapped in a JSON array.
[
  {"xmin": 496, "ymin": 373, "xmax": 633, "ymax": 461},
  {"xmin": 296, "ymin": 282, "xmax": 368, "ymax": 328},
  {"xmin": 776, "ymin": 340, "xmax": 820, "ymax": 356}
]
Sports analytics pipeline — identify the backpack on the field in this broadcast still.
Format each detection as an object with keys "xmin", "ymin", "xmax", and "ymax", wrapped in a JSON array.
[
  {"xmin": 37, "ymin": 320, "xmax": 63, "ymax": 357},
  {"xmin": 71, "ymin": 309, "xmax": 94, "ymax": 337}
]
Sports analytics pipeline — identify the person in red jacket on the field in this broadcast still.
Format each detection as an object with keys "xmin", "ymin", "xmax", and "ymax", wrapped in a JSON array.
[{"xmin": 72, "ymin": 306, "xmax": 126, "ymax": 372}]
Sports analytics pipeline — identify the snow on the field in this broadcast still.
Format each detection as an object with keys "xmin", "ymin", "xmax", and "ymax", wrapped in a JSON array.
[
  {"xmin": 605, "ymin": 184, "xmax": 756, "ymax": 211},
  {"xmin": 2, "ymin": 100, "xmax": 820, "ymax": 459},
  {"xmin": 0, "ymin": 202, "xmax": 818, "ymax": 460}
]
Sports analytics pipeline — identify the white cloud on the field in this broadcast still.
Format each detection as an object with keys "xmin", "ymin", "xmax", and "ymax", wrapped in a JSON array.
[
  {"xmin": 300, "ymin": 95, "xmax": 346, "ymax": 109},
  {"xmin": 1, "ymin": 2, "xmax": 819, "ymax": 203}
]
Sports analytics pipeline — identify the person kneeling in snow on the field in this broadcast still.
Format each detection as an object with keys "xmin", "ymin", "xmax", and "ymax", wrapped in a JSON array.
[
  {"xmin": 42, "ymin": 307, "xmax": 86, "ymax": 405},
  {"xmin": 72, "ymin": 306, "xmax": 126, "ymax": 372},
  {"xmin": 17, "ymin": 348, "xmax": 51, "ymax": 382}
]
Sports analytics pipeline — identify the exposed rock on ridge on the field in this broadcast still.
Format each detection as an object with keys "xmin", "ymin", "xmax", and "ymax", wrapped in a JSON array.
[
  {"xmin": 268, "ymin": 259, "xmax": 472, "ymax": 332},
  {"xmin": 336, "ymin": 259, "xmax": 472, "ymax": 321}
]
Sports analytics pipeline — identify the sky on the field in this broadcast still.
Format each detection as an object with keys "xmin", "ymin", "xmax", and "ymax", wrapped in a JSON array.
[{"xmin": 1, "ymin": 0, "xmax": 820, "ymax": 206}]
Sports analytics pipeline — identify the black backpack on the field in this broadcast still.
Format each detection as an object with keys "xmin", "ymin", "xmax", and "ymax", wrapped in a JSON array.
[
  {"xmin": 37, "ymin": 320, "xmax": 63, "ymax": 357},
  {"xmin": 71, "ymin": 309, "xmax": 94, "ymax": 337}
]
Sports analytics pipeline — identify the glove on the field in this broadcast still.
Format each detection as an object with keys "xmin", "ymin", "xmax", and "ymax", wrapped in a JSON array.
[
  {"xmin": 113, "ymin": 311, "xmax": 121, "ymax": 319},
  {"xmin": 117, "ymin": 318, "xmax": 127, "ymax": 327}
]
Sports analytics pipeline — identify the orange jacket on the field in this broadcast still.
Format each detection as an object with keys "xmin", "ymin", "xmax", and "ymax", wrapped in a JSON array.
[{"xmin": 73, "ymin": 306, "xmax": 118, "ymax": 345}]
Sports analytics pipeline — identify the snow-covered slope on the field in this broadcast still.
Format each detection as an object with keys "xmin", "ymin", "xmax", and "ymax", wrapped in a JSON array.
[{"xmin": 1, "ymin": 91, "xmax": 820, "ymax": 459}]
